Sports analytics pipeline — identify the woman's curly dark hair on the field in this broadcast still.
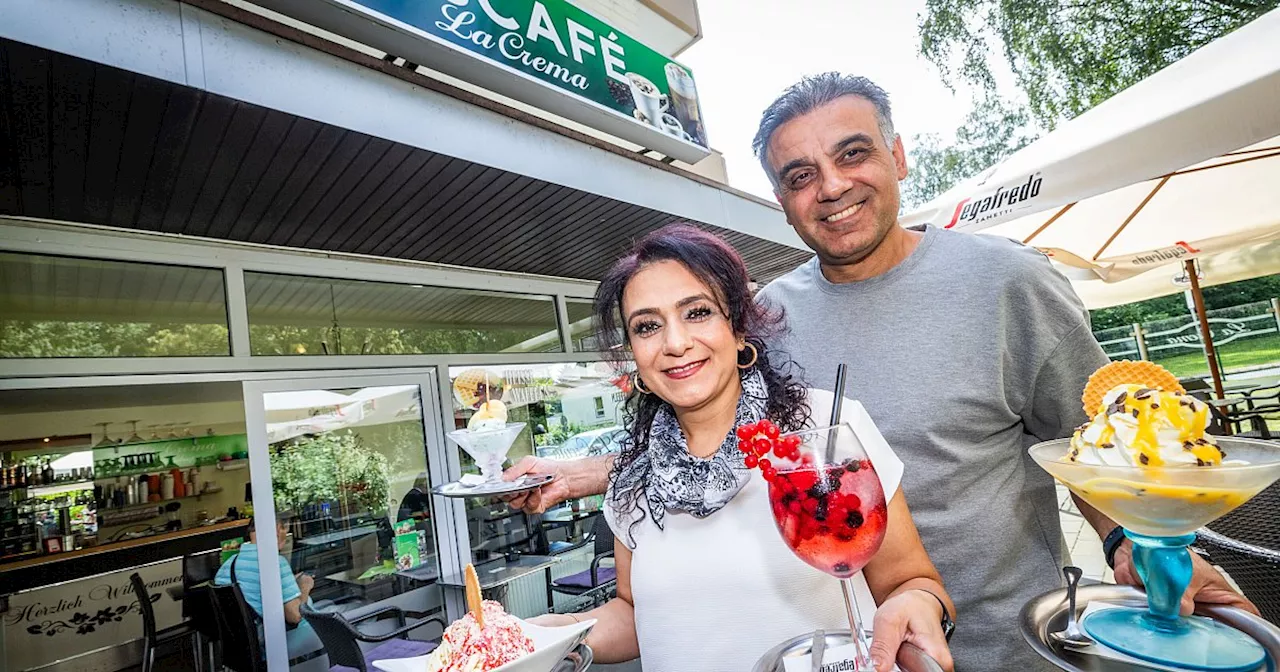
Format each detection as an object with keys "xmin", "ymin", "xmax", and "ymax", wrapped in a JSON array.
[{"xmin": 594, "ymin": 223, "xmax": 810, "ymax": 539}]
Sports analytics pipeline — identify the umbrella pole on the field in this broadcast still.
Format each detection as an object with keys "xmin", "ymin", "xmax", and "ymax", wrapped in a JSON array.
[{"xmin": 1184, "ymin": 260, "xmax": 1225, "ymax": 399}]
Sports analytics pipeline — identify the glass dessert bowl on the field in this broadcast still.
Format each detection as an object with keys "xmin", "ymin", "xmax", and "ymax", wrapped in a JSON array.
[{"xmin": 1030, "ymin": 436, "xmax": 1280, "ymax": 671}]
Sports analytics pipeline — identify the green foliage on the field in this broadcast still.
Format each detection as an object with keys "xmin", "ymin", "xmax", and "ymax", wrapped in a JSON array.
[
  {"xmin": 0, "ymin": 321, "xmax": 229, "ymax": 357},
  {"xmin": 901, "ymin": 96, "xmax": 1038, "ymax": 209},
  {"xmin": 918, "ymin": 0, "xmax": 1278, "ymax": 130},
  {"xmin": 271, "ymin": 430, "xmax": 390, "ymax": 517},
  {"xmin": 247, "ymin": 324, "xmax": 554, "ymax": 355},
  {"xmin": 536, "ymin": 420, "xmax": 588, "ymax": 447},
  {"xmin": 1090, "ymin": 275, "xmax": 1280, "ymax": 331}
]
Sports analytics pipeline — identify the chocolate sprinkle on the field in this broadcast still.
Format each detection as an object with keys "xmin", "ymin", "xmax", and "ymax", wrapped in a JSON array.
[
  {"xmin": 1151, "ymin": 403, "xmax": 1160, "ymax": 409},
  {"xmin": 1135, "ymin": 388, "xmax": 1153, "ymax": 399},
  {"xmin": 1132, "ymin": 409, "xmax": 1140, "ymax": 418},
  {"xmin": 1100, "ymin": 442, "xmax": 1115, "ymax": 449},
  {"xmin": 1139, "ymin": 454, "xmax": 1150, "ymax": 465}
]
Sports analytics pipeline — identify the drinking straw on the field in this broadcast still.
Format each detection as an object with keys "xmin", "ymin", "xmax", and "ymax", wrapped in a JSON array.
[{"xmin": 825, "ymin": 364, "xmax": 847, "ymax": 463}]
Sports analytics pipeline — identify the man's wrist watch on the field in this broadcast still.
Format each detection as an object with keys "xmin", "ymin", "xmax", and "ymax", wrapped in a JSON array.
[
  {"xmin": 916, "ymin": 589, "xmax": 955, "ymax": 641},
  {"xmin": 1103, "ymin": 525, "xmax": 1127, "ymax": 569}
]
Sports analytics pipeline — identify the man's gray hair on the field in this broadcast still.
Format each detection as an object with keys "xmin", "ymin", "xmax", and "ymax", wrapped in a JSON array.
[{"xmin": 752, "ymin": 73, "xmax": 896, "ymax": 187}]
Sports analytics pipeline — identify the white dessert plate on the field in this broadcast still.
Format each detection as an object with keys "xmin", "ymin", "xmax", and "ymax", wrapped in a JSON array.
[
  {"xmin": 372, "ymin": 617, "xmax": 596, "ymax": 672},
  {"xmin": 431, "ymin": 473, "xmax": 555, "ymax": 498}
]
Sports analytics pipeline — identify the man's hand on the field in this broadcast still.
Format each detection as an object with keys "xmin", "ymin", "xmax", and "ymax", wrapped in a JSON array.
[
  {"xmin": 501, "ymin": 456, "xmax": 575, "ymax": 513},
  {"xmin": 869, "ymin": 590, "xmax": 954, "ymax": 672},
  {"xmin": 501, "ymin": 454, "xmax": 613, "ymax": 514},
  {"xmin": 296, "ymin": 573, "xmax": 315, "ymax": 597},
  {"xmin": 1112, "ymin": 541, "xmax": 1259, "ymax": 616}
]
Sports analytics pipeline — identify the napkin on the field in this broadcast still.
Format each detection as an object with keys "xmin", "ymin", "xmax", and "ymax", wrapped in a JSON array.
[
  {"xmin": 459, "ymin": 474, "xmax": 487, "ymax": 486},
  {"xmin": 1074, "ymin": 603, "xmax": 1267, "ymax": 672}
]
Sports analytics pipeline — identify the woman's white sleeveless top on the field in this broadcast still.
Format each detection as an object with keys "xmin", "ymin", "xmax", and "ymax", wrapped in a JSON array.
[{"xmin": 603, "ymin": 390, "xmax": 905, "ymax": 671}]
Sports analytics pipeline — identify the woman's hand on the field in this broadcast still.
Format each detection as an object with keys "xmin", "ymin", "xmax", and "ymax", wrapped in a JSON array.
[
  {"xmin": 869, "ymin": 590, "xmax": 954, "ymax": 672},
  {"xmin": 526, "ymin": 613, "xmax": 581, "ymax": 628}
]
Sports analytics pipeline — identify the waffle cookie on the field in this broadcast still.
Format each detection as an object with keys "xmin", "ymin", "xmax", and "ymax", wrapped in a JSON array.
[
  {"xmin": 1082, "ymin": 360, "xmax": 1184, "ymax": 416},
  {"xmin": 452, "ymin": 368, "xmax": 505, "ymax": 409}
]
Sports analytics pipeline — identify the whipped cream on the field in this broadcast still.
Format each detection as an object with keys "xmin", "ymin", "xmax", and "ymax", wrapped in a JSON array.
[{"xmin": 1069, "ymin": 384, "xmax": 1225, "ymax": 467}]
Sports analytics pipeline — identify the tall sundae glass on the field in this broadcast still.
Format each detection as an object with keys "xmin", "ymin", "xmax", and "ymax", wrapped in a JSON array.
[{"xmin": 1030, "ymin": 361, "xmax": 1280, "ymax": 671}]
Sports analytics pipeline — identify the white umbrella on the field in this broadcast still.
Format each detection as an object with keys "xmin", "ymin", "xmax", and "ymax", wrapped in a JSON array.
[{"xmin": 902, "ymin": 8, "xmax": 1280, "ymax": 398}]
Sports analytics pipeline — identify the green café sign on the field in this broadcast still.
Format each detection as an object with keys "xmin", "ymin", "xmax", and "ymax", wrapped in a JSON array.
[{"xmin": 348, "ymin": 0, "xmax": 709, "ymax": 153}]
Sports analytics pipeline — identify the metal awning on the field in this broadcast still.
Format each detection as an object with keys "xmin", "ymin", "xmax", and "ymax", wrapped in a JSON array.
[{"xmin": 0, "ymin": 37, "xmax": 811, "ymax": 283}]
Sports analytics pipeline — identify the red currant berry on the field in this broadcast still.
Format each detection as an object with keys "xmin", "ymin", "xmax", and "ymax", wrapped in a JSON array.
[
  {"xmin": 752, "ymin": 438, "xmax": 772, "ymax": 454},
  {"xmin": 744, "ymin": 454, "xmax": 758, "ymax": 469},
  {"xmin": 735, "ymin": 425, "xmax": 752, "ymax": 441},
  {"xmin": 762, "ymin": 466, "xmax": 777, "ymax": 481},
  {"xmin": 738, "ymin": 440, "xmax": 752, "ymax": 454},
  {"xmin": 773, "ymin": 442, "xmax": 789, "ymax": 458},
  {"xmin": 764, "ymin": 424, "xmax": 780, "ymax": 440},
  {"xmin": 758, "ymin": 458, "xmax": 772, "ymax": 472}
]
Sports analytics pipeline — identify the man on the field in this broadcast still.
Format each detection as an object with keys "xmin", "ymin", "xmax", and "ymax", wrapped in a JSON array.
[
  {"xmin": 506, "ymin": 73, "xmax": 1256, "ymax": 670},
  {"xmin": 215, "ymin": 514, "xmax": 323, "ymax": 663}
]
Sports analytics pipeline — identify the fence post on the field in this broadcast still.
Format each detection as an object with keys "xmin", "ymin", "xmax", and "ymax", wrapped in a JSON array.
[
  {"xmin": 1272, "ymin": 297, "xmax": 1280, "ymax": 334},
  {"xmin": 1132, "ymin": 323, "xmax": 1149, "ymax": 360}
]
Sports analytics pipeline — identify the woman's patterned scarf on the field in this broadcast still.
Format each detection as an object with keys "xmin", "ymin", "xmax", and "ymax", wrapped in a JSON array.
[{"xmin": 612, "ymin": 367, "xmax": 769, "ymax": 535}]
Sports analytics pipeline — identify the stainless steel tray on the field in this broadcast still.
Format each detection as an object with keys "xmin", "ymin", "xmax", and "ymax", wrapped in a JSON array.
[
  {"xmin": 1021, "ymin": 584, "xmax": 1279, "ymax": 671},
  {"xmin": 551, "ymin": 643, "xmax": 593, "ymax": 671},
  {"xmin": 753, "ymin": 630, "xmax": 944, "ymax": 672}
]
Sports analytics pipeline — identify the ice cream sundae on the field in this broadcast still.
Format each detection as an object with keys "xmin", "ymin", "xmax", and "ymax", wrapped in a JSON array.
[
  {"xmin": 468, "ymin": 400, "xmax": 508, "ymax": 431},
  {"xmin": 1068, "ymin": 384, "xmax": 1225, "ymax": 467},
  {"xmin": 1027, "ymin": 360, "xmax": 1280, "ymax": 671},
  {"xmin": 425, "ymin": 599, "xmax": 534, "ymax": 672}
]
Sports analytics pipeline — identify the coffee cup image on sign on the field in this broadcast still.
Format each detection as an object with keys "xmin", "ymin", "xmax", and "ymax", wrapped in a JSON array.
[
  {"xmin": 626, "ymin": 72, "xmax": 667, "ymax": 128},
  {"xmin": 665, "ymin": 63, "xmax": 704, "ymax": 144},
  {"xmin": 661, "ymin": 113, "xmax": 692, "ymax": 142}
]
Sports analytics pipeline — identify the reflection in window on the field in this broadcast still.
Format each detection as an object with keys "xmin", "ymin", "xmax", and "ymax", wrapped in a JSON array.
[
  {"xmin": 0, "ymin": 252, "xmax": 230, "ymax": 357},
  {"xmin": 263, "ymin": 385, "xmax": 443, "ymax": 668},
  {"xmin": 450, "ymin": 363, "xmax": 627, "ymax": 617},
  {"xmin": 244, "ymin": 272, "xmax": 562, "ymax": 355},
  {"xmin": 565, "ymin": 298, "xmax": 597, "ymax": 351}
]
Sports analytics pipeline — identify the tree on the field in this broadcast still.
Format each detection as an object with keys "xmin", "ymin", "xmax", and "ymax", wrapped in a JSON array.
[
  {"xmin": 902, "ymin": 96, "xmax": 1038, "ymax": 209},
  {"xmin": 918, "ymin": 0, "xmax": 1279, "ymax": 130}
]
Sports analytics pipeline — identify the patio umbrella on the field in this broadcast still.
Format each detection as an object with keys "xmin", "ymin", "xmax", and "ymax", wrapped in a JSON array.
[{"xmin": 902, "ymin": 8, "xmax": 1280, "ymax": 399}]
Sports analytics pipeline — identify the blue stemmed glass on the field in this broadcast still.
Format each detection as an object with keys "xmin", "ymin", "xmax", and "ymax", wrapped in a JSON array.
[{"xmin": 1030, "ymin": 437, "xmax": 1280, "ymax": 671}]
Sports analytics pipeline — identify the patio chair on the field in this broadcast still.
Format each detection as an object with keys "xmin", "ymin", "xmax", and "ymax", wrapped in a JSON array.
[
  {"xmin": 130, "ymin": 573, "xmax": 198, "ymax": 672},
  {"xmin": 1195, "ymin": 480, "xmax": 1280, "ymax": 625},
  {"xmin": 550, "ymin": 514, "xmax": 616, "ymax": 609},
  {"xmin": 303, "ymin": 605, "xmax": 443, "ymax": 672},
  {"xmin": 209, "ymin": 582, "xmax": 268, "ymax": 672},
  {"xmin": 182, "ymin": 550, "xmax": 224, "ymax": 671},
  {"xmin": 1194, "ymin": 529, "xmax": 1280, "ymax": 626}
]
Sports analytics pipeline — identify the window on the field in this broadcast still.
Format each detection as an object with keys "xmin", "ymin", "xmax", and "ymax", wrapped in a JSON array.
[
  {"xmin": 0, "ymin": 252, "xmax": 230, "ymax": 357},
  {"xmin": 448, "ymin": 362, "xmax": 627, "ymax": 616},
  {"xmin": 565, "ymin": 298, "xmax": 597, "ymax": 351},
  {"xmin": 243, "ymin": 272, "xmax": 562, "ymax": 355}
]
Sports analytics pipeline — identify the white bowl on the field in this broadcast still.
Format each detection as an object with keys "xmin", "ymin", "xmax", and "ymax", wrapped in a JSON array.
[{"xmin": 372, "ymin": 617, "xmax": 596, "ymax": 672}]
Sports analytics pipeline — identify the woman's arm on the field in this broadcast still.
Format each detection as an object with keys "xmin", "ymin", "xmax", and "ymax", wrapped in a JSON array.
[
  {"xmin": 862, "ymin": 491, "xmax": 955, "ymax": 672},
  {"xmin": 530, "ymin": 536, "xmax": 641, "ymax": 663}
]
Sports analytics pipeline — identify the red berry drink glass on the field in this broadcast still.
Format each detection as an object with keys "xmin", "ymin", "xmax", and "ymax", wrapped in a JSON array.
[{"xmin": 766, "ymin": 423, "xmax": 887, "ymax": 670}]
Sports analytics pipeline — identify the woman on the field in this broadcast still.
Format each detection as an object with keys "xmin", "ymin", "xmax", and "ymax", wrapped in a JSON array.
[{"xmin": 532, "ymin": 225, "xmax": 954, "ymax": 671}]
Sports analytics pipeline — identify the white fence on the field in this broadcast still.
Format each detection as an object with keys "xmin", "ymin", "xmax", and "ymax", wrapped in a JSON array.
[{"xmin": 1096, "ymin": 298, "xmax": 1280, "ymax": 375}]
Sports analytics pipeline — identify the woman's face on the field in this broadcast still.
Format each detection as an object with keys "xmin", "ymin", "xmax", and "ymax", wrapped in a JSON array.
[{"xmin": 622, "ymin": 260, "xmax": 742, "ymax": 413}]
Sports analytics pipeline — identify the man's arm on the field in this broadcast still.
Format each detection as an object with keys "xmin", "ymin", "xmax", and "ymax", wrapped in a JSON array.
[{"xmin": 502, "ymin": 454, "xmax": 615, "ymax": 514}]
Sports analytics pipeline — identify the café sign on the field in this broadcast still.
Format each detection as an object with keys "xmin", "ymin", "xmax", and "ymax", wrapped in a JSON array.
[{"xmin": 256, "ymin": 0, "xmax": 712, "ymax": 163}]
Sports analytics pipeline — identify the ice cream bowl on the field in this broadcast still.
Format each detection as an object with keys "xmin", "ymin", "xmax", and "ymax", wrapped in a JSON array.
[
  {"xmin": 371, "ymin": 616, "xmax": 595, "ymax": 672},
  {"xmin": 447, "ymin": 422, "xmax": 527, "ymax": 484},
  {"xmin": 1029, "ymin": 436, "xmax": 1280, "ymax": 671}
]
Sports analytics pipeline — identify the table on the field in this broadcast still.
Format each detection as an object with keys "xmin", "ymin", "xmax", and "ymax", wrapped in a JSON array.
[
  {"xmin": 439, "ymin": 554, "xmax": 559, "ymax": 611},
  {"xmin": 295, "ymin": 524, "xmax": 378, "ymax": 547}
]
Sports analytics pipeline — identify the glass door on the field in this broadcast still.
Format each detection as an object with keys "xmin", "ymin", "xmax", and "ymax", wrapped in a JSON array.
[{"xmin": 240, "ymin": 373, "xmax": 453, "ymax": 671}]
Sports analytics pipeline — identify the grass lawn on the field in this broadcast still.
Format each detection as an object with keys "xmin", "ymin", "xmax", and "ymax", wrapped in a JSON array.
[{"xmin": 1150, "ymin": 333, "xmax": 1280, "ymax": 379}]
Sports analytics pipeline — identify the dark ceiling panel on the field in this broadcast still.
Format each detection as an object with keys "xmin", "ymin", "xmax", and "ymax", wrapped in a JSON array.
[{"xmin": 0, "ymin": 38, "xmax": 812, "ymax": 283}]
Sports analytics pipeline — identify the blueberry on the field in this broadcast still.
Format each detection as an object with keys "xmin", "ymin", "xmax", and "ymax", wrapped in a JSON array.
[
  {"xmin": 846, "ymin": 511, "xmax": 863, "ymax": 528},
  {"xmin": 833, "ymin": 562, "xmax": 850, "ymax": 574}
]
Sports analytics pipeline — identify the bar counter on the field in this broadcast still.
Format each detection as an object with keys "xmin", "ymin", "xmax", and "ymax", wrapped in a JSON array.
[{"xmin": 0, "ymin": 519, "xmax": 249, "ymax": 594}]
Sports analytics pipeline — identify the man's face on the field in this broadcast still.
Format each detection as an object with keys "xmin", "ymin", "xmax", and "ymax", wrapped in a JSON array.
[{"xmin": 766, "ymin": 96, "xmax": 908, "ymax": 266}]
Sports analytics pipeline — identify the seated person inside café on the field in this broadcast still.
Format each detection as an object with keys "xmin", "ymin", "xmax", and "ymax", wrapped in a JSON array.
[{"xmin": 215, "ymin": 513, "xmax": 324, "ymax": 660}]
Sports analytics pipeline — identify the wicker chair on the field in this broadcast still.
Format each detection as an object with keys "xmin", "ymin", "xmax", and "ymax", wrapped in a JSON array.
[{"xmin": 1194, "ymin": 480, "xmax": 1280, "ymax": 626}]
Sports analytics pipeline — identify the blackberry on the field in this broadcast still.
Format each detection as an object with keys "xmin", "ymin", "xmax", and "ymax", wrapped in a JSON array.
[
  {"xmin": 833, "ymin": 562, "xmax": 850, "ymax": 574},
  {"xmin": 846, "ymin": 511, "xmax": 864, "ymax": 528},
  {"xmin": 814, "ymin": 499, "xmax": 828, "ymax": 522},
  {"xmin": 807, "ymin": 484, "xmax": 828, "ymax": 499},
  {"xmin": 845, "ymin": 461, "xmax": 861, "ymax": 473}
]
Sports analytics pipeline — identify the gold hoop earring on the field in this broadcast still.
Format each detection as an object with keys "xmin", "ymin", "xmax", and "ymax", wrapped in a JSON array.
[
  {"xmin": 737, "ymin": 342, "xmax": 758, "ymax": 369},
  {"xmin": 632, "ymin": 371, "xmax": 651, "ymax": 395}
]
